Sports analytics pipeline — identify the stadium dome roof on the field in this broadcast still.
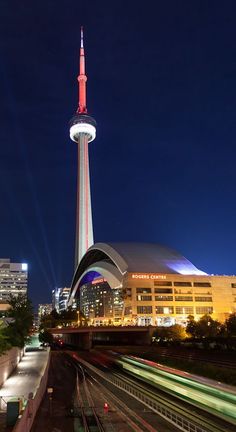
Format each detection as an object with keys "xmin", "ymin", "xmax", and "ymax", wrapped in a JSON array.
[
  {"xmin": 68, "ymin": 242, "xmax": 207, "ymax": 304},
  {"xmin": 88, "ymin": 242, "xmax": 206, "ymax": 275}
]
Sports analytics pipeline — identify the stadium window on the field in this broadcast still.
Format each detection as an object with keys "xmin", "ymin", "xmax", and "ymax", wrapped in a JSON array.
[
  {"xmin": 136, "ymin": 288, "xmax": 151, "ymax": 293},
  {"xmin": 193, "ymin": 282, "xmax": 211, "ymax": 287},
  {"xmin": 136, "ymin": 295, "xmax": 152, "ymax": 301},
  {"xmin": 154, "ymin": 288, "xmax": 172, "ymax": 293},
  {"xmin": 155, "ymin": 306, "xmax": 174, "ymax": 314},
  {"xmin": 176, "ymin": 307, "xmax": 193, "ymax": 314},
  {"xmin": 175, "ymin": 296, "xmax": 193, "ymax": 301},
  {"xmin": 196, "ymin": 307, "xmax": 213, "ymax": 314},
  {"xmin": 195, "ymin": 296, "xmax": 212, "ymax": 302},
  {"xmin": 137, "ymin": 306, "xmax": 152, "ymax": 314},
  {"xmin": 155, "ymin": 296, "xmax": 173, "ymax": 301},
  {"xmin": 174, "ymin": 282, "xmax": 192, "ymax": 287},
  {"xmin": 154, "ymin": 281, "xmax": 172, "ymax": 286}
]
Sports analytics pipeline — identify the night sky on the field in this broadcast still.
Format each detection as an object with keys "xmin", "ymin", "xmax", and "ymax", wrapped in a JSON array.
[{"xmin": 1, "ymin": 1, "xmax": 236, "ymax": 307}]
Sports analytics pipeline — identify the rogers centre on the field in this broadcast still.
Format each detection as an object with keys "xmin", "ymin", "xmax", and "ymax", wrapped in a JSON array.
[
  {"xmin": 132, "ymin": 274, "xmax": 167, "ymax": 280},
  {"xmin": 68, "ymin": 242, "xmax": 236, "ymax": 327}
]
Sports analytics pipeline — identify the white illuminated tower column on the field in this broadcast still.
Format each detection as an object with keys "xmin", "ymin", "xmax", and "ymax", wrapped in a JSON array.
[{"xmin": 69, "ymin": 27, "xmax": 96, "ymax": 268}]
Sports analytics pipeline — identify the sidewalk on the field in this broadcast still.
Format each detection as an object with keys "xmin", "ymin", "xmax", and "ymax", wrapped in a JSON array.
[{"xmin": 0, "ymin": 347, "xmax": 49, "ymax": 431}]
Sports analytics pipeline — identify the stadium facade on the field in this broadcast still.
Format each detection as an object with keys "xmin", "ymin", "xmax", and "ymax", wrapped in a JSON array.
[{"xmin": 68, "ymin": 243, "xmax": 236, "ymax": 326}]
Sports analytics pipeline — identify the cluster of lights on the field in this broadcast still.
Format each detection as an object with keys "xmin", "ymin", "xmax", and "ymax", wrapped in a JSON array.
[{"xmin": 69, "ymin": 123, "xmax": 96, "ymax": 143}]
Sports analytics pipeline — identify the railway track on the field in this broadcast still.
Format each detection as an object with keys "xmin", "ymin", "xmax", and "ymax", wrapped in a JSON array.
[
  {"xmin": 112, "ymin": 370, "xmax": 236, "ymax": 432},
  {"xmin": 142, "ymin": 348, "xmax": 236, "ymax": 369},
  {"xmin": 67, "ymin": 356, "xmax": 106, "ymax": 431},
  {"xmin": 74, "ymin": 352, "xmax": 236, "ymax": 432},
  {"xmin": 68, "ymin": 353, "xmax": 172, "ymax": 432}
]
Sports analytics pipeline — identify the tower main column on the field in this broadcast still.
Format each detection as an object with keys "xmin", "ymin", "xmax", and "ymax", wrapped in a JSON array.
[{"xmin": 69, "ymin": 27, "xmax": 96, "ymax": 269}]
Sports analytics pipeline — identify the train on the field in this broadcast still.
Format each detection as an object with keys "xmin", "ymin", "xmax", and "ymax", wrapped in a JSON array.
[{"xmin": 115, "ymin": 354, "xmax": 236, "ymax": 425}]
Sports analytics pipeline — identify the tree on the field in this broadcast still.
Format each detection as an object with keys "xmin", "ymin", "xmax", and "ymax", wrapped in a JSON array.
[
  {"xmin": 186, "ymin": 315, "xmax": 198, "ymax": 337},
  {"xmin": 168, "ymin": 324, "xmax": 186, "ymax": 340},
  {"xmin": 51, "ymin": 309, "xmax": 59, "ymax": 320},
  {"xmin": 38, "ymin": 329, "xmax": 54, "ymax": 345},
  {"xmin": 6, "ymin": 294, "xmax": 34, "ymax": 348},
  {"xmin": 40, "ymin": 313, "xmax": 58, "ymax": 330},
  {"xmin": 59, "ymin": 307, "xmax": 78, "ymax": 326},
  {"xmin": 40, "ymin": 308, "xmax": 79, "ymax": 330},
  {"xmin": 153, "ymin": 324, "xmax": 186, "ymax": 342},
  {"xmin": 0, "ymin": 321, "xmax": 11, "ymax": 355},
  {"xmin": 77, "ymin": 310, "xmax": 88, "ymax": 327},
  {"xmin": 225, "ymin": 313, "xmax": 236, "ymax": 336},
  {"xmin": 195, "ymin": 314, "xmax": 221, "ymax": 338}
]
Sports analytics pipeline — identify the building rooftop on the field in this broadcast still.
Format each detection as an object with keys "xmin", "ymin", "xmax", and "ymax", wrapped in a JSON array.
[{"xmin": 77, "ymin": 242, "xmax": 207, "ymax": 277}]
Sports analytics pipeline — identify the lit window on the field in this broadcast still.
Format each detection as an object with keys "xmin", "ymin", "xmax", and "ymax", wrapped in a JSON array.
[
  {"xmin": 136, "ymin": 295, "xmax": 152, "ymax": 301},
  {"xmin": 137, "ymin": 306, "xmax": 152, "ymax": 314},
  {"xmin": 196, "ymin": 307, "xmax": 213, "ymax": 314},
  {"xmin": 175, "ymin": 296, "xmax": 193, "ymax": 301},
  {"xmin": 195, "ymin": 296, "xmax": 212, "ymax": 302},
  {"xmin": 155, "ymin": 295, "xmax": 173, "ymax": 301},
  {"xmin": 176, "ymin": 307, "xmax": 193, "ymax": 314},
  {"xmin": 156, "ymin": 306, "xmax": 174, "ymax": 314},
  {"xmin": 154, "ymin": 281, "xmax": 172, "ymax": 286},
  {"xmin": 136, "ymin": 288, "xmax": 151, "ymax": 293},
  {"xmin": 174, "ymin": 282, "xmax": 192, "ymax": 287}
]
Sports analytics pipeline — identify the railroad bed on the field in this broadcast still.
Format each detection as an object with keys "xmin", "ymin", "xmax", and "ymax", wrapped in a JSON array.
[{"xmin": 67, "ymin": 355, "xmax": 106, "ymax": 431}]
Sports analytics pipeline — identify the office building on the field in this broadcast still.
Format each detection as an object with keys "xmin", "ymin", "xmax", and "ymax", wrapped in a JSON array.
[
  {"xmin": 52, "ymin": 287, "xmax": 70, "ymax": 313},
  {"xmin": 0, "ymin": 259, "xmax": 28, "ymax": 307}
]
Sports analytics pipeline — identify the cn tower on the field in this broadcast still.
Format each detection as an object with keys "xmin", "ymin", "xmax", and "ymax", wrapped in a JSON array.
[{"xmin": 69, "ymin": 27, "xmax": 96, "ymax": 268}]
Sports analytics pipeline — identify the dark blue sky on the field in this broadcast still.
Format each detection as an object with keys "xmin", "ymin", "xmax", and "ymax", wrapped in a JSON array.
[{"xmin": 1, "ymin": 1, "xmax": 236, "ymax": 306}]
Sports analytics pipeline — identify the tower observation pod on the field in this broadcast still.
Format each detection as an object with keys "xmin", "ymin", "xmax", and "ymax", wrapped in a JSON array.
[{"xmin": 69, "ymin": 27, "xmax": 96, "ymax": 268}]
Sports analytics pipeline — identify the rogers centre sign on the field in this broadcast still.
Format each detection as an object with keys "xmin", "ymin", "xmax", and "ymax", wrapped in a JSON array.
[
  {"xmin": 92, "ymin": 278, "xmax": 107, "ymax": 285},
  {"xmin": 131, "ymin": 274, "xmax": 166, "ymax": 280}
]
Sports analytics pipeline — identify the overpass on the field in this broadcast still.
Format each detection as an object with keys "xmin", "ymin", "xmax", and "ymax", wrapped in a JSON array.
[{"xmin": 50, "ymin": 326, "xmax": 155, "ymax": 349}]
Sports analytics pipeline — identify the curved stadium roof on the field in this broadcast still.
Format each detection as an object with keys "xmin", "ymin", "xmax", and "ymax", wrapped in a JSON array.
[
  {"xmin": 96, "ymin": 243, "xmax": 206, "ymax": 275},
  {"xmin": 68, "ymin": 242, "xmax": 207, "ymax": 303},
  {"xmin": 74, "ymin": 241, "xmax": 205, "ymax": 283}
]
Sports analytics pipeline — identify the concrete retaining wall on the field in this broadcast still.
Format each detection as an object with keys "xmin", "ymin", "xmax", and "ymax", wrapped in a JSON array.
[{"xmin": 0, "ymin": 347, "xmax": 23, "ymax": 387}]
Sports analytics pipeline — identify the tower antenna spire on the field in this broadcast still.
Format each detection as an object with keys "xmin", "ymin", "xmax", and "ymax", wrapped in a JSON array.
[
  {"xmin": 78, "ymin": 25, "xmax": 87, "ymax": 113},
  {"xmin": 80, "ymin": 26, "xmax": 84, "ymax": 48}
]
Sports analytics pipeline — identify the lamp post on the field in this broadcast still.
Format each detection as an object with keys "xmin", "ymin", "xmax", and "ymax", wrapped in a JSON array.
[{"xmin": 47, "ymin": 387, "xmax": 53, "ymax": 416}]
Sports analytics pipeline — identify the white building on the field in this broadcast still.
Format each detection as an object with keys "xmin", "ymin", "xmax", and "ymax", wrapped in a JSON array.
[
  {"xmin": 52, "ymin": 287, "xmax": 70, "ymax": 313},
  {"xmin": 0, "ymin": 259, "xmax": 28, "ymax": 303}
]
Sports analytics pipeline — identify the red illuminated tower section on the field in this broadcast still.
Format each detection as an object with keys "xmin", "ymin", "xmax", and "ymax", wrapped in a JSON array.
[{"xmin": 69, "ymin": 27, "xmax": 96, "ymax": 268}]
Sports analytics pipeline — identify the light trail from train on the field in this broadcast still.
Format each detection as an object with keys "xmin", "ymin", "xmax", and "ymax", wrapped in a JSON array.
[{"xmin": 116, "ymin": 355, "xmax": 236, "ymax": 425}]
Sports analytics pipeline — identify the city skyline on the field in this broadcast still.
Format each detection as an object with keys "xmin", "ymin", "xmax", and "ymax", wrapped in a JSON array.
[{"xmin": 1, "ymin": 2, "xmax": 236, "ymax": 306}]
